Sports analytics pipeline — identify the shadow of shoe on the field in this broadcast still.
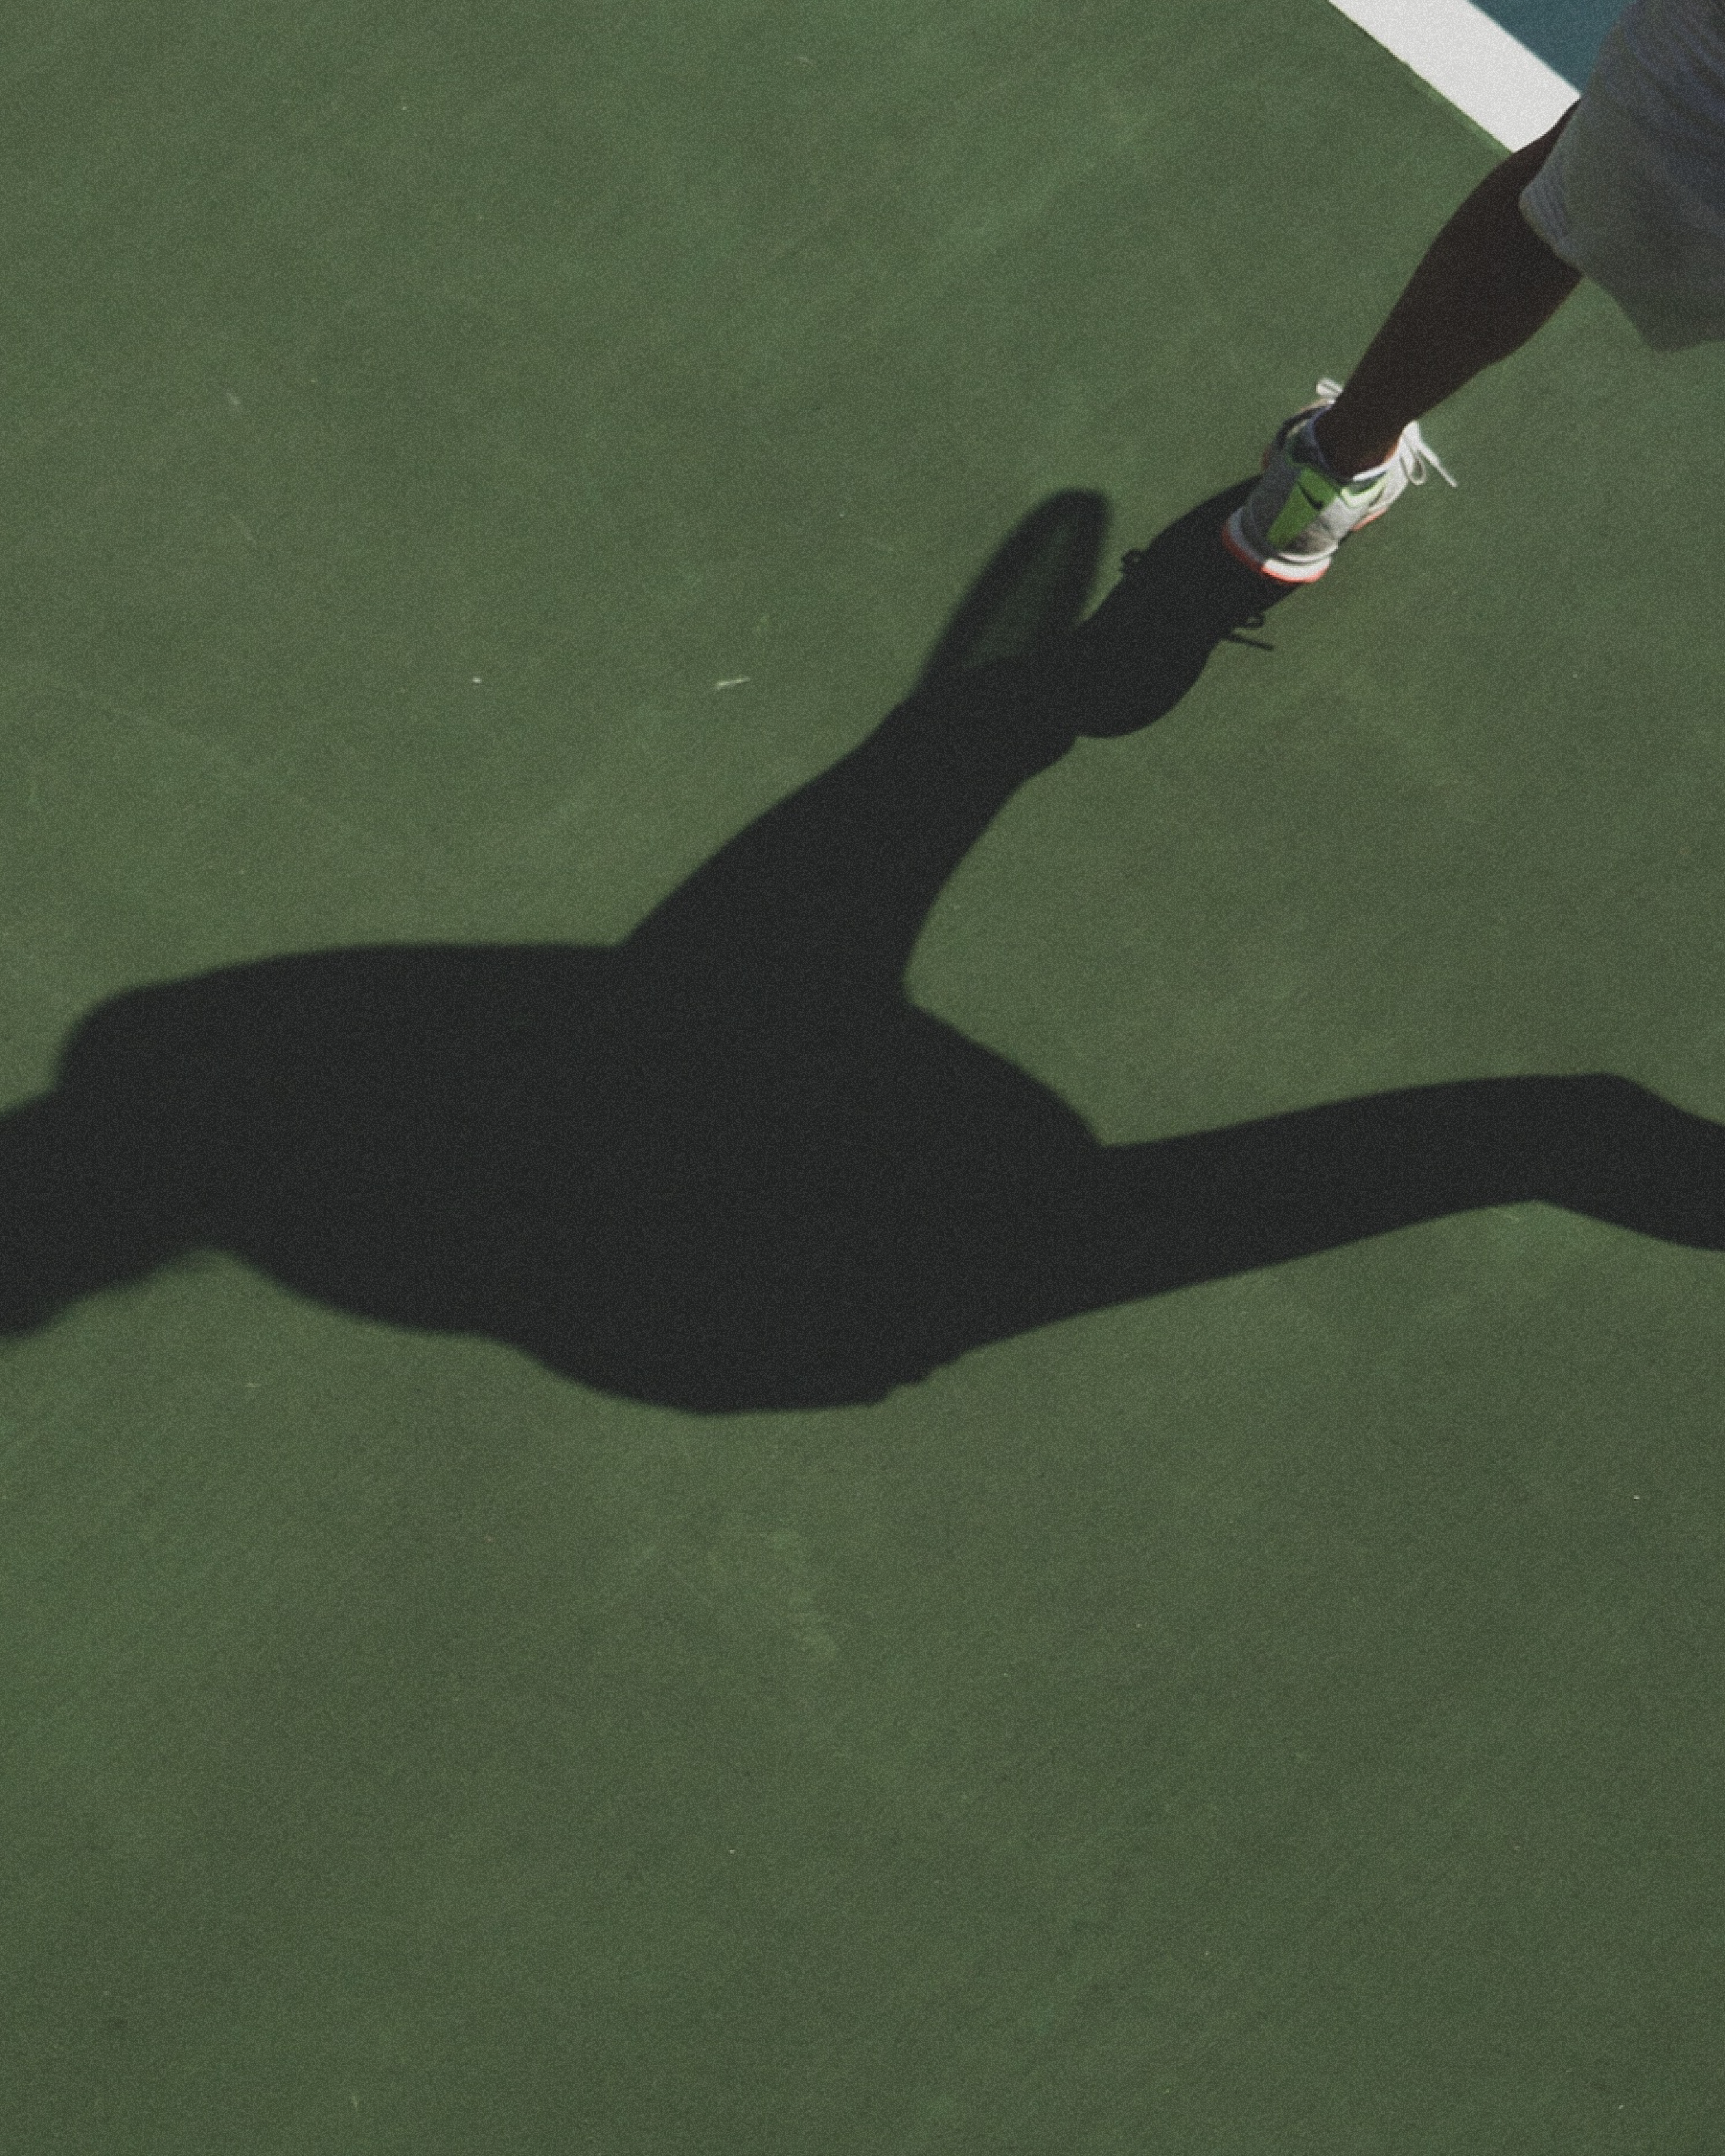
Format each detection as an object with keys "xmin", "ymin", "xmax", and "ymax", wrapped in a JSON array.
[
  {"xmin": 1057, "ymin": 479, "xmax": 1301, "ymax": 738},
  {"xmin": 902, "ymin": 479, "xmax": 1299, "ymax": 749}
]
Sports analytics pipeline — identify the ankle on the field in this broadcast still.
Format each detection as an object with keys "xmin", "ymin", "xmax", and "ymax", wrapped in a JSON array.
[{"xmin": 1309, "ymin": 405, "xmax": 1399, "ymax": 480}]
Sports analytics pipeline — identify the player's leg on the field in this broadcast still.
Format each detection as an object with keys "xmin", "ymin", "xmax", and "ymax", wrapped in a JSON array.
[{"xmin": 1312, "ymin": 104, "xmax": 1585, "ymax": 480}]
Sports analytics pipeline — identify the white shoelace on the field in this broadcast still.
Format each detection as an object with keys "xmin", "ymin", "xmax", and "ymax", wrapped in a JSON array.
[
  {"xmin": 1400, "ymin": 420, "xmax": 1459, "ymax": 489},
  {"xmin": 1314, "ymin": 376, "xmax": 1459, "ymax": 489}
]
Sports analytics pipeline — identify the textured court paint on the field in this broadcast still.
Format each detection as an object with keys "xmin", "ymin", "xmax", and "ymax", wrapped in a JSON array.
[
  {"xmin": 1327, "ymin": 0, "xmax": 1582, "ymax": 144},
  {"xmin": 4, "ymin": 0, "xmax": 1725, "ymax": 2151}
]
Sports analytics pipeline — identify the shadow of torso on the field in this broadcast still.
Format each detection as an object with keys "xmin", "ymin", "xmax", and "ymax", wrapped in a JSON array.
[{"xmin": 58, "ymin": 934, "xmax": 1106, "ymax": 1412}]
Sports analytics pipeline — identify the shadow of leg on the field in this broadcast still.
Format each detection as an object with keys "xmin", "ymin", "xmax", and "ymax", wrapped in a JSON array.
[{"xmin": 620, "ymin": 661, "xmax": 1073, "ymax": 1000}]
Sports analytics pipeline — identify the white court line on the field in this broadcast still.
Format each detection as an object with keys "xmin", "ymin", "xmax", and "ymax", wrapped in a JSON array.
[{"xmin": 1325, "ymin": 0, "xmax": 1581, "ymax": 149}]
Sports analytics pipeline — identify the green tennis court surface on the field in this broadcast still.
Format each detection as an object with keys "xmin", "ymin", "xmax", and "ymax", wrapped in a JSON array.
[{"xmin": 4, "ymin": 1, "xmax": 1723, "ymax": 2147}]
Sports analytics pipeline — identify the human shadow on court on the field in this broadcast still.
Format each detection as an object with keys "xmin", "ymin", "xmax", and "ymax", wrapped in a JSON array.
[{"xmin": 4, "ymin": 482, "xmax": 1723, "ymax": 1412}]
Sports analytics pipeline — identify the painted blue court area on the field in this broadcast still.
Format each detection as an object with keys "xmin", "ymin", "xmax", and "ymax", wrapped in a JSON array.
[
  {"xmin": 1332, "ymin": 0, "xmax": 1626, "ymax": 143},
  {"xmin": 1482, "ymin": 0, "xmax": 1635, "ymax": 83}
]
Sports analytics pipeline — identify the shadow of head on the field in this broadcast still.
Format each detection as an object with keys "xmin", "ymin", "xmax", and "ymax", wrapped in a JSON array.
[{"xmin": 2, "ymin": 486, "xmax": 1718, "ymax": 1411}]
